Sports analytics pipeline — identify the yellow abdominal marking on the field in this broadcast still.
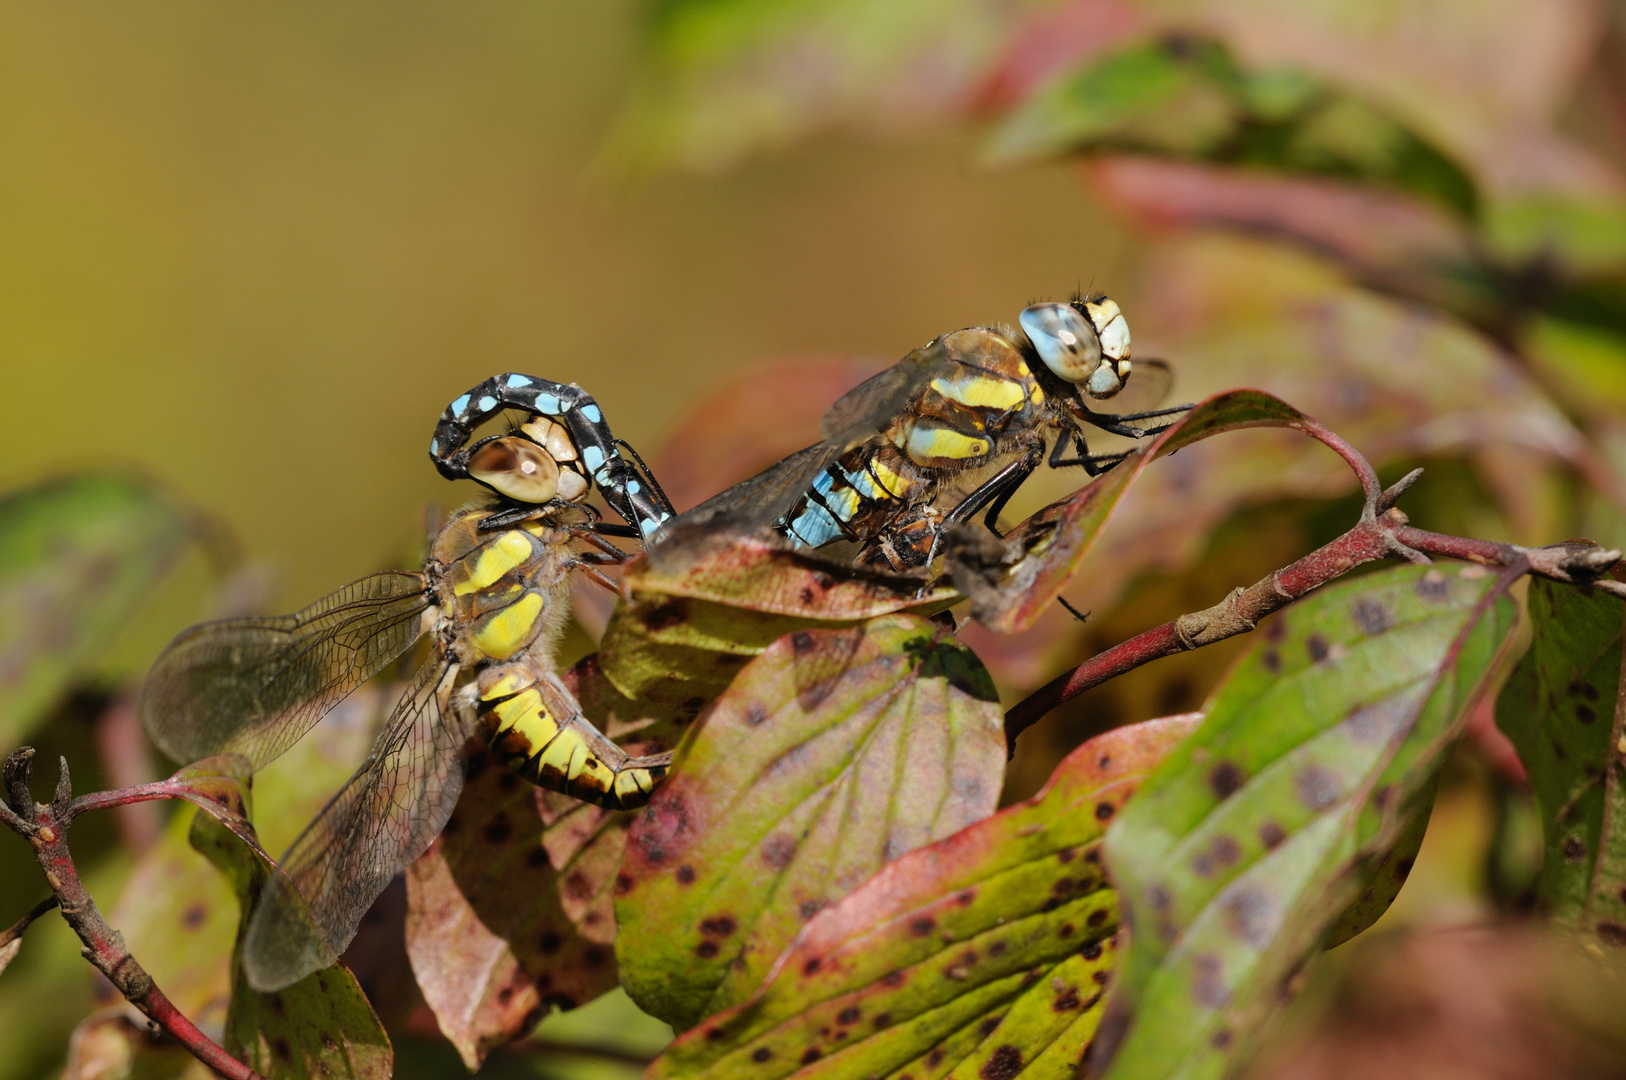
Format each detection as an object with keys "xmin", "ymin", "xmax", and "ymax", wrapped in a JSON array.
[
  {"xmin": 471, "ymin": 591, "xmax": 544, "ymax": 660},
  {"xmin": 454, "ymin": 530, "xmax": 534, "ymax": 596},
  {"xmin": 929, "ymin": 374, "xmax": 1026, "ymax": 411},
  {"xmin": 904, "ymin": 424, "xmax": 991, "ymax": 464}
]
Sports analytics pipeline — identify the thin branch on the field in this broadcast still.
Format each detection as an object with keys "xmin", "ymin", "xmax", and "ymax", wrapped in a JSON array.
[
  {"xmin": 0, "ymin": 749, "xmax": 267, "ymax": 1080},
  {"xmin": 1005, "ymin": 481, "xmax": 1624, "ymax": 748},
  {"xmin": 0, "ymin": 895, "xmax": 59, "ymax": 950}
]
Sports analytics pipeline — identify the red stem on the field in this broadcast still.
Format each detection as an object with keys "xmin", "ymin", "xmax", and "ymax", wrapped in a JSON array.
[{"xmin": 0, "ymin": 750, "xmax": 266, "ymax": 1080}]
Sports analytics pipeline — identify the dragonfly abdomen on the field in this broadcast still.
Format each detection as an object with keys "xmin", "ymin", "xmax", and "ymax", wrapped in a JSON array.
[{"xmin": 478, "ymin": 667, "xmax": 669, "ymax": 811}]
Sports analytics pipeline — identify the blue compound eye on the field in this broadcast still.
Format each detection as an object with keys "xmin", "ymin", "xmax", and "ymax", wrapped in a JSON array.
[{"xmin": 1019, "ymin": 303, "xmax": 1103, "ymax": 383}]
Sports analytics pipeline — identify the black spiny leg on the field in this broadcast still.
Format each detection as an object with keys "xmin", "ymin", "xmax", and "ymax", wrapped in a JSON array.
[{"xmin": 1047, "ymin": 427, "xmax": 1132, "ymax": 477}]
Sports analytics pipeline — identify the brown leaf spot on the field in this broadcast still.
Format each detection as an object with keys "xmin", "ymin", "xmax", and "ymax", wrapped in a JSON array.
[
  {"xmin": 1259, "ymin": 822, "xmax": 1287, "ymax": 850},
  {"xmin": 801, "ymin": 1047, "xmax": 822, "ymax": 1065},
  {"xmin": 804, "ymin": 958, "xmax": 822, "ymax": 976},
  {"xmin": 563, "ymin": 870, "xmax": 593, "ymax": 900},
  {"xmin": 883, "ymin": 970, "xmax": 906, "ymax": 988},
  {"xmin": 1094, "ymin": 801, "xmax": 1115, "ymax": 821},
  {"xmin": 1092, "ymin": 970, "xmax": 1109, "ymax": 985},
  {"xmin": 1146, "ymin": 884, "xmax": 1171, "ymax": 910},
  {"xmin": 614, "ymin": 873, "xmax": 633, "ymax": 895},
  {"xmin": 874, "ymin": 1013, "xmax": 893, "ymax": 1028},
  {"xmin": 697, "ymin": 941, "xmax": 720, "ymax": 959},
  {"xmin": 538, "ymin": 931, "xmax": 562, "ymax": 955},
  {"xmin": 1053, "ymin": 987, "xmax": 1081, "ymax": 1012},
  {"xmin": 1057, "ymin": 847, "xmax": 1078, "ymax": 864},
  {"xmin": 497, "ymin": 986, "xmax": 514, "ymax": 1006},
  {"xmin": 700, "ymin": 916, "xmax": 738, "ymax": 937},
  {"xmin": 675, "ymin": 864, "xmax": 696, "ymax": 884},
  {"xmin": 1211, "ymin": 1028, "xmax": 1233, "ymax": 1049},
  {"xmin": 979, "ymin": 1016, "xmax": 1002, "ymax": 1037},
  {"xmin": 1098, "ymin": 753, "xmax": 1112, "ymax": 769},
  {"xmin": 1306, "ymin": 635, "xmax": 1330, "ymax": 663},
  {"xmin": 791, "ymin": 631, "xmax": 817, "ymax": 655},
  {"xmin": 1261, "ymin": 648, "xmax": 1281, "ymax": 674},
  {"xmin": 642, "ymin": 599, "xmax": 690, "ymax": 631},
  {"xmin": 980, "ymin": 1045, "xmax": 1023, "ymax": 1080},
  {"xmin": 1059, "ymin": 923, "xmax": 1076, "ymax": 938},
  {"xmin": 1598, "ymin": 923, "xmax": 1626, "ymax": 947},
  {"xmin": 1192, "ymin": 953, "xmax": 1228, "ymax": 1008},
  {"xmin": 1578, "ymin": 703, "xmax": 1597, "ymax": 724},
  {"xmin": 1295, "ymin": 765, "xmax": 1341, "ymax": 810},
  {"xmin": 751, "ymin": 1047, "xmax": 772, "ymax": 1063},
  {"xmin": 926, "ymin": 1047, "xmax": 946, "ymax": 1068},
  {"xmin": 1208, "ymin": 762, "xmax": 1245, "ymax": 800},
  {"xmin": 273, "ymin": 1038, "xmax": 292, "ymax": 1061},
  {"xmin": 910, "ymin": 915, "xmax": 937, "ymax": 937},
  {"xmin": 1222, "ymin": 885, "xmax": 1272, "ymax": 946},
  {"xmin": 484, "ymin": 812, "xmax": 513, "ymax": 844},
  {"xmin": 761, "ymin": 834, "xmax": 797, "ymax": 869},
  {"xmin": 583, "ymin": 946, "xmax": 608, "ymax": 968},
  {"xmin": 527, "ymin": 846, "xmax": 550, "ymax": 869},
  {"xmin": 1088, "ymin": 909, "xmax": 1109, "ymax": 928},
  {"xmin": 956, "ymin": 888, "xmax": 977, "ymax": 906},
  {"xmin": 542, "ymin": 991, "xmax": 578, "ymax": 1011},
  {"xmin": 181, "ymin": 902, "xmax": 207, "ymax": 929},
  {"xmin": 746, "ymin": 704, "xmax": 769, "ymax": 727},
  {"xmin": 1191, "ymin": 835, "xmax": 1241, "ymax": 878},
  {"xmin": 1351, "ymin": 597, "xmax": 1392, "ymax": 635},
  {"xmin": 1415, "ymin": 571, "xmax": 1449, "ymax": 601},
  {"xmin": 1082, "ymin": 941, "xmax": 1102, "ymax": 960},
  {"xmin": 799, "ymin": 899, "xmax": 826, "ymax": 921},
  {"xmin": 1563, "ymin": 835, "xmax": 1588, "ymax": 863},
  {"xmin": 838, "ymin": 1006, "xmax": 862, "ymax": 1025}
]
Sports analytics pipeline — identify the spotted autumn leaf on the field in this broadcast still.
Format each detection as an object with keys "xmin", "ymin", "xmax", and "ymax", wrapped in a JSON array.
[
  {"xmin": 615, "ymin": 615, "xmax": 1007, "ymax": 1030},
  {"xmin": 405, "ymin": 748, "xmax": 620, "ymax": 1070},
  {"xmin": 1496, "ymin": 577, "xmax": 1626, "ymax": 947},
  {"xmin": 1094, "ymin": 563, "xmax": 1520, "ymax": 1079},
  {"xmin": 649, "ymin": 714, "xmax": 1200, "ymax": 1080}
]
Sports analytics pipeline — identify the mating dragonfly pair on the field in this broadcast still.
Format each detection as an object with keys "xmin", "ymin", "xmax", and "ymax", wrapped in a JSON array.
[{"xmin": 138, "ymin": 295, "xmax": 1186, "ymax": 990}]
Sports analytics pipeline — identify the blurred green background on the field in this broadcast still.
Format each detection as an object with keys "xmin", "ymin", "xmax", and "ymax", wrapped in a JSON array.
[{"xmin": 7, "ymin": 0, "xmax": 1626, "ymax": 1077}]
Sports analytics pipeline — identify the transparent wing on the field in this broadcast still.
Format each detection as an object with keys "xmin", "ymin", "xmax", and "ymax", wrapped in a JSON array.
[
  {"xmin": 138, "ymin": 571, "xmax": 432, "ymax": 771},
  {"xmin": 242, "ymin": 658, "xmax": 474, "ymax": 991},
  {"xmin": 656, "ymin": 442, "xmax": 845, "ymax": 539},
  {"xmin": 1094, "ymin": 358, "xmax": 1177, "ymax": 420},
  {"xmin": 818, "ymin": 341, "xmax": 943, "ymax": 448}
]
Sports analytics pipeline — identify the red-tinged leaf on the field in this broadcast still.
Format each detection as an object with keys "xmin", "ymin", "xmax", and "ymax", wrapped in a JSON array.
[
  {"xmin": 1085, "ymin": 157, "xmax": 1482, "ymax": 316},
  {"xmin": 145, "ymin": 754, "xmax": 264, "ymax": 859},
  {"xmin": 600, "ymin": 538, "xmax": 955, "ymax": 706},
  {"xmin": 949, "ymin": 390, "xmax": 1310, "ymax": 632},
  {"xmin": 564, "ymin": 652, "xmax": 703, "ymax": 752},
  {"xmin": 1094, "ymin": 564, "xmax": 1520, "ymax": 1080},
  {"xmin": 974, "ymin": 0, "xmax": 1149, "ymax": 111},
  {"xmin": 615, "ymin": 616, "xmax": 1007, "ymax": 1030},
  {"xmin": 1495, "ymin": 578, "xmax": 1626, "ymax": 947},
  {"xmin": 190, "ymin": 812, "xmax": 392, "ymax": 1080},
  {"xmin": 405, "ymin": 748, "xmax": 620, "ymax": 1069},
  {"xmin": 539, "ymin": 795, "xmax": 630, "ymax": 946},
  {"xmin": 649, "ymin": 715, "xmax": 1201, "ymax": 1080}
]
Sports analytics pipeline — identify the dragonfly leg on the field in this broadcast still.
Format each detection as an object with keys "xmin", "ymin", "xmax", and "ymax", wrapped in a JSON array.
[{"xmin": 1049, "ymin": 427, "xmax": 1136, "ymax": 477}]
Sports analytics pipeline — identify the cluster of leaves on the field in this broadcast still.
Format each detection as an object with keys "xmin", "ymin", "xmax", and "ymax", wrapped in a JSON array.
[{"xmin": 7, "ymin": 3, "xmax": 1626, "ymax": 1080}]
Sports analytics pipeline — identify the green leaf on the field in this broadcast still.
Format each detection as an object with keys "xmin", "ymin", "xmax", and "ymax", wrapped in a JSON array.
[
  {"xmin": 615, "ymin": 616, "xmax": 1006, "ymax": 1030},
  {"xmin": 405, "ymin": 748, "xmax": 620, "ymax": 1070},
  {"xmin": 1496, "ymin": 578, "xmax": 1626, "ymax": 947},
  {"xmin": 601, "ymin": 536, "xmax": 954, "ymax": 707},
  {"xmin": 1096, "ymin": 563, "xmax": 1519, "ymax": 1080},
  {"xmin": 191, "ymin": 810, "xmax": 392, "ymax": 1080},
  {"xmin": 949, "ymin": 390, "xmax": 1310, "ymax": 633},
  {"xmin": 0, "ymin": 471, "xmax": 203, "ymax": 741},
  {"xmin": 648, "ymin": 715, "xmax": 1199, "ymax": 1080},
  {"xmin": 985, "ymin": 38, "xmax": 1475, "ymax": 216}
]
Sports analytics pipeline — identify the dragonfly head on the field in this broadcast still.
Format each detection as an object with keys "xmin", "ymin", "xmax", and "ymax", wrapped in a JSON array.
[
  {"xmin": 466, "ymin": 415, "xmax": 591, "ymax": 505},
  {"xmin": 1019, "ymin": 296, "xmax": 1132, "ymax": 401}
]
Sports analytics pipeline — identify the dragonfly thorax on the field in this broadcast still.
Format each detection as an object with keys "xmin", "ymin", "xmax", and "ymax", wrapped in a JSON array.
[{"xmin": 431, "ymin": 510, "xmax": 573, "ymax": 665}]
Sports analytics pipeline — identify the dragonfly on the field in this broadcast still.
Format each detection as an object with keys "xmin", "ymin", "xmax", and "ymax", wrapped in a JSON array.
[
  {"xmin": 657, "ymin": 295, "xmax": 1188, "ymax": 572},
  {"xmin": 140, "ymin": 401, "xmax": 673, "ymax": 993},
  {"xmin": 429, "ymin": 372, "xmax": 675, "ymax": 538}
]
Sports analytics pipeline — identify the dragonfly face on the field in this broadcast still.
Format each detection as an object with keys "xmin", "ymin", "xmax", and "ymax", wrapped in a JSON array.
[
  {"xmin": 139, "ymin": 499, "xmax": 672, "ymax": 993},
  {"xmin": 431, "ymin": 372, "xmax": 675, "ymax": 539},
  {"xmin": 660, "ymin": 294, "xmax": 1185, "ymax": 572}
]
